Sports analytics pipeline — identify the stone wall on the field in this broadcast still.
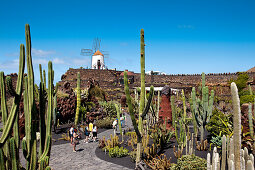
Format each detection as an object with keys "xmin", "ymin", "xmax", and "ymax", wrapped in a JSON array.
[{"xmin": 57, "ymin": 68, "xmax": 255, "ymax": 100}]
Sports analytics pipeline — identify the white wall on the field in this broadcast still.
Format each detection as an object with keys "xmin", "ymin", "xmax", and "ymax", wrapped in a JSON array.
[{"xmin": 91, "ymin": 55, "xmax": 105, "ymax": 69}]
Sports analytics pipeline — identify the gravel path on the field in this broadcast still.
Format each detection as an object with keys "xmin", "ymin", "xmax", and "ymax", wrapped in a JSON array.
[
  {"xmin": 49, "ymin": 114, "xmax": 134, "ymax": 170},
  {"xmin": 49, "ymin": 129, "xmax": 132, "ymax": 170}
]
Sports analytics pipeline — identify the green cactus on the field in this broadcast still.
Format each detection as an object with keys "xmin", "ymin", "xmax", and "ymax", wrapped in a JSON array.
[
  {"xmin": 0, "ymin": 24, "xmax": 54, "ymax": 170},
  {"xmin": 75, "ymin": 72, "xmax": 81, "ymax": 126},
  {"xmin": 248, "ymin": 103, "xmax": 254, "ymax": 139},
  {"xmin": 192, "ymin": 73, "xmax": 214, "ymax": 143},
  {"xmin": 124, "ymin": 70, "xmax": 154, "ymax": 166},
  {"xmin": 231, "ymin": 82, "xmax": 241, "ymax": 170},
  {"xmin": 221, "ymin": 135, "xmax": 226, "ymax": 170},
  {"xmin": 191, "ymin": 87, "xmax": 198, "ymax": 137},
  {"xmin": 139, "ymin": 29, "xmax": 145, "ymax": 133}
]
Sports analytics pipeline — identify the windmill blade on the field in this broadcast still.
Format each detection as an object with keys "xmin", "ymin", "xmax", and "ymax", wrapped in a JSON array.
[
  {"xmin": 81, "ymin": 49, "xmax": 93, "ymax": 56},
  {"xmin": 101, "ymin": 50, "xmax": 109, "ymax": 57},
  {"xmin": 92, "ymin": 38, "xmax": 101, "ymax": 52}
]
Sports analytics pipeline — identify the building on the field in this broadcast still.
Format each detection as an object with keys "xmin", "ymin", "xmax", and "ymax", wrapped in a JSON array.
[{"xmin": 91, "ymin": 50, "xmax": 105, "ymax": 69}]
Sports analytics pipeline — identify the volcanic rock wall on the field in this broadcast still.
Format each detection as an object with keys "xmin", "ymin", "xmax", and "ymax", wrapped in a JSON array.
[{"xmin": 58, "ymin": 68, "xmax": 255, "ymax": 100}]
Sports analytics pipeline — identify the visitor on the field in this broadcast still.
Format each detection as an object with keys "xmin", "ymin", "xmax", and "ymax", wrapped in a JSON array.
[
  {"xmin": 73, "ymin": 128, "xmax": 78, "ymax": 152},
  {"xmin": 89, "ymin": 122, "xmax": 93, "ymax": 140},
  {"xmin": 92, "ymin": 124, "xmax": 97, "ymax": 142},
  {"xmin": 69, "ymin": 125, "xmax": 74, "ymax": 145},
  {"xmin": 112, "ymin": 119, "xmax": 117, "ymax": 135},
  {"xmin": 84, "ymin": 124, "xmax": 89, "ymax": 143}
]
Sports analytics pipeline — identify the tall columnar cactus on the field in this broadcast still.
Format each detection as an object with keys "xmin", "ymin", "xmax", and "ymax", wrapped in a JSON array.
[
  {"xmin": 75, "ymin": 72, "xmax": 81, "ymax": 126},
  {"xmin": 231, "ymin": 82, "xmax": 241, "ymax": 170},
  {"xmin": 139, "ymin": 29, "xmax": 145, "ymax": 132},
  {"xmin": 53, "ymin": 83, "xmax": 59, "ymax": 132},
  {"xmin": 221, "ymin": 135, "xmax": 226, "ymax": 170},
  {"xmin": 191, "ymin": 87, "xmax": 198, "ymax": 137},
  {"xmin": 157, "ymin": 91, "xmax": 160, "ymax": 122},
  {"xmin": 248, "ymin": 103, "xmax": 254, "ymax": 139},
  {"xmin": 0, "ymin": 23, "xmax": 53, "ymax": 170},
  {"xmin": 124, "ymin": 71, "xmax": 154, "ymax": 166},
  {"xmin": 0, "ymin": 43, "xmax": 25, "ymax": 169}
]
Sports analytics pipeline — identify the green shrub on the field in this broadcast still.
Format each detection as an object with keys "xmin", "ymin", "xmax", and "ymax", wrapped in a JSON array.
[
  {"xmin": 206, "ymin": 109, "xmax": 233, "ymax": 137},
  {"xmin": 240, "ymin": 95, "xmax": 255, "ymax": 105},
  {"xmin": 210, "ymin": 136, "xmax": 222, "ymax": 149},
  {"xmin": 99, "ymin": 101, "xmax": 117, "ymax": 117},
  {"xmin": 96, "ymin": 117, "xmax": 115, "ymax": 129},
  {"xmin": 171, "ymin": 154, "xmax": 207, "ymax": 170},
  {"xmin": 108, "ymin": 146, "xmax": 129, "ymax": 158}
]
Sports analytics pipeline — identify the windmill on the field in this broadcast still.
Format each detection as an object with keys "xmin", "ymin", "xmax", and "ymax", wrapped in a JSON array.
[{"xmin": 81, "ymin": 38, "xmax": 109, "ymax": 69}]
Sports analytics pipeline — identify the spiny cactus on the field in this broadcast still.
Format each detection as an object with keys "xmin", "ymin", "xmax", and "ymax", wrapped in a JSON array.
[
  {"xmin": 139, "ymin": 29, "xmax": 145, "ymax": 133},
  {"xmin": 231, "ymin": 82, "xmax": 241, "ymax": 170},
  {"xmin": 248, "ymin": 103, "xmax": 254, "ymax": 139},
  {"xmin": 171, "ymin": 96, "xmax": 176, "ymax": 127},
  {"xmin": 0, "ymin": 24, "xmax": 54, "ymax": 169},
  {"xmin": 75, "ymin": 72, "xmax": 81, "ymax": 126},
  {"xmin": 192, "ymin": 73, "xmax": 214, "ymax": 144},
  {"xmin": 124, "ymin": 70, "xmax": 154, "ymax": 166}
]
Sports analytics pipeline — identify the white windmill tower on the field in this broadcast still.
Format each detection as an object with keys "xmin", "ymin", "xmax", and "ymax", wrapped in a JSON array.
[{"xmin": 81, "ymin": 38, "xmax": 109, "ymax": 69}]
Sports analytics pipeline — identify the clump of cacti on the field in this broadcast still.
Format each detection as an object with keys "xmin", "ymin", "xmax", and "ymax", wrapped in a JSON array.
[
  {"xmin": 191, "ymin": 72, "xmax": 214, "ymax": 150},
  {"xmin": 0, "ymin": 24, "xmax": 55, "ymax": 169}
]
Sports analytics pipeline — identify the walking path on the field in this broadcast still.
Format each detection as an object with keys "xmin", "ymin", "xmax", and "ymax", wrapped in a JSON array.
[{"xmin": 49, "ymin": 114, "xmax": 133, "ymax": 170}]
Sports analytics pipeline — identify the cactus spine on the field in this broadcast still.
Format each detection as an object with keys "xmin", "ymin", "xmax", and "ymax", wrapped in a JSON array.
[
  {"xmin": 75, "ymin": 72, "xmax": 81, "ymax": 126},
  {"xmin": 221, "ymin": 135, "xmax": 226, "ymax": 170},
  {"xmin": 231, "ymin": 82, "xmax": 241, "ymax": 170}
]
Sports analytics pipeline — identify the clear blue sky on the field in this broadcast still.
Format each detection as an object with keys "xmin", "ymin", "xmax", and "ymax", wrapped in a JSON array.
[{"xmin": 1, "ymin": 0, "xmax": 255, "ymax": 83}]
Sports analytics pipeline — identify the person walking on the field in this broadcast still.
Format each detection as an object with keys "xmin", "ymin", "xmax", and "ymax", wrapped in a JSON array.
[
  {"xmin": 89, "ymin": 122, "xmax": 93, "ymax": 140},
  {"xmin": 92, "ymin": 125, "xmax": 97, "ymax": 142},
  {"xmin": 84, "ymin": 124, "xmax": 89, "ymax": 143},
  {"xmin": 69, "ymin": 125, "xmax": 74, "ymax": 145},
  {"xmin": 73, "ymin": 128, "xmax": 78, "ymax": 152}
]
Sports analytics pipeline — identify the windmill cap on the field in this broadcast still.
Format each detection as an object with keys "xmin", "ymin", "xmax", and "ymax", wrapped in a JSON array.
[{"xmin": 93, "ymin": 50, "xmax": 104, "ymax": 56}]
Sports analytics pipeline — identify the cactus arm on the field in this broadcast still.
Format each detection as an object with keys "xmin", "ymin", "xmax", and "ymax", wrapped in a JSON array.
[
  {"xmin": 231, "ymin": 82, "xmax": 241, "ymax": 170},
  {"xmin": 10, "ymin": 137, "xmax": 18, "ymax": 170},
  {"xmin": 43, "ymin": 70, "xmax": 46, "ymax": 90},
  {"xmin": 39, "ymin": 82, "xmax": 46, "ymax": 157},
  {"xmin": 141, "ymin": 86, "xmax": 154, "ymax": 119},
  {"xmin": 0, "ymin": 44, "xmax": 25, "ymax": 147},
  {"xmin": 0, "ymin": 148, "xmax": 5, "ymax": 170},
  {"xmin": 22, "ymin": 139, "xmax": 28, "ymax": 160},
  {"xmin": 0, "ymin": 72, "xmax": 8, "ymax": 127},
  {"xmin": 6, "ymin": 76, "xmax": 17, "ymax": 97},
  {"xmin": 39, "ymin": 61, "xmax": 53, "ymax": 162},
  {"xmin": 124, "ymin": 71, "xmax": 141, "ymax": 142}
]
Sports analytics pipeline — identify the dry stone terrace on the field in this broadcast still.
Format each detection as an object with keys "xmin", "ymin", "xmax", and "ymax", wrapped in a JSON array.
[{"xmin": 58, "ymin": 68, "xmax": 255, "ymax": 100}]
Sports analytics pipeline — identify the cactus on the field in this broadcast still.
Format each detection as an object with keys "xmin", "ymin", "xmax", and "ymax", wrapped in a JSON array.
[
  {"xmin": 221, "ymin": 135, "xmax": 226, "ymax": 170},
  {"xmin": 248, "ymin": 103, "xmax": 254, "ymax": 139},
  {"xmin": 53, "ymin": 83, "xmax": 59, "ymax": 132},
  {"xmin": 139, "ymin": 29, "xmax": 145, "ymax": 133},
  {"xmin": 75, "ymin": 72, "xmax": 81, "ymax": 126},
  {"xmin": 191, "ymin": 87, "xmax": 198, "ymax": 137},
  {"xmin": 231, "ymin": 82, "xmax": 241, "ymax": 170},
  {"xmin": 192, "ymin": 73, "xmax": 214, "ymax": 144}
]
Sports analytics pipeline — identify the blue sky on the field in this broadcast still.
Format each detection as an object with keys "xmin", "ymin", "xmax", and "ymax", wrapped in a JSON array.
[{"xmin": 1, "ymin": 0, "xmax": 255, "ymax": 83}]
